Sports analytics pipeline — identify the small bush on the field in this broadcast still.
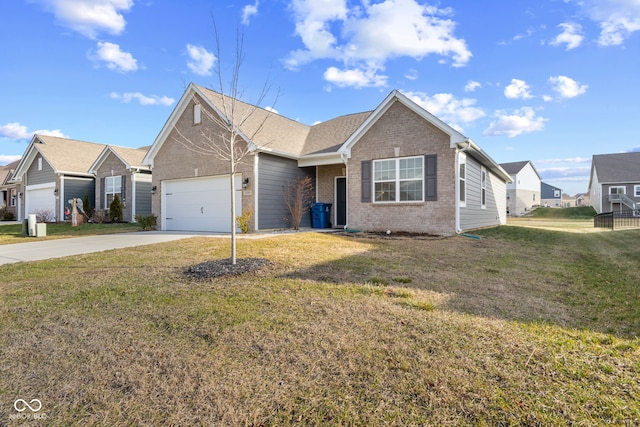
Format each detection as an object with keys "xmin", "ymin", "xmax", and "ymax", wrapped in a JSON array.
[
  {"xmin": 35, "ymin": 209, "xmax": 55, "ymax": 222},
  {"xmin": 82, "ymin": 191, "xmax": 92, "ymax": 219},
  {"xmin": 366, "ymin": 277, "xmax": 389, "ymax": 286},
  {"xmin": 236, "ymin": 209, "xmax": 252, "ymax": 234},
  {"xmin": 135, "ymin": 214, "xmax": 157, "ymax": 231},
  {"xmin": 93, "ymin": 209, "xmax": 108, "ymax": 224},
  {"xmin": 1, "ymin": 208, "xmax": 15, "ymax": 221},
  {"xmin": 109, "ymin": 194, "xmax": 123, "ymax": 222}
]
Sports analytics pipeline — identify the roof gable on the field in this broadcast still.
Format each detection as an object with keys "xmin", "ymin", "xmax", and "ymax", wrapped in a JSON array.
[
  {"xmin": 592, "ymin": 152, "xmax": 640, "ymax": 183},
  {"xmin": 90, "ymin": 145, "xmax": 150, "ymax": 173},
  {"xmin": 499, "ymin": 160, "xmax": 541, "ymax": 180},
  {"xmin": 12, "ymin": 135, "xmax": 106, "ymax": 180}
]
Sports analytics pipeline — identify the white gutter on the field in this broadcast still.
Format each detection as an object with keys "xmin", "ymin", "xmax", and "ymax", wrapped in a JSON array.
[{"xmin": 455, "ymin": 140, "xmax": 471, "ymax": 233}]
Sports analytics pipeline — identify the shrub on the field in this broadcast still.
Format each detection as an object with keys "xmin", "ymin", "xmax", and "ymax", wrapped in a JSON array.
[
  {"xmin": 109, "ymin": 194, "xmax": 123, "ymax": 222},
  {"xmin": 82, "ymin": 191, "xmax": 92, "ymax": 220},
  {"xmin": 35, "ymin": 209, "xmax": 55, "ymax": 222},
  {"xmin": 236, "ymin": 209, "xmax": 252, "ymax": 234},
  {"xmin": 135, "ymin": 214, "xmax": 157, "ymax": 231},
  {"xmin": 93, "ymin": 210, "xmax": 108, "ymax": 224},
  {"xmin": 283, "ymin": 176, "xmax": 315, "ymax": 230},
  {"xmin": 0, "ymin": 208, "xmax": 15, "ymax": 221}
]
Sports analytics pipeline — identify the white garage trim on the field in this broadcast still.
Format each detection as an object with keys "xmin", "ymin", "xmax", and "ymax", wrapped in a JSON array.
[
  {"xmin": 161, "ymin": 174, "xmax": 242, "ymax": 232},
  {"xmin": 25, "ymin": 182, "xmax": 56, "ymax": 221}
]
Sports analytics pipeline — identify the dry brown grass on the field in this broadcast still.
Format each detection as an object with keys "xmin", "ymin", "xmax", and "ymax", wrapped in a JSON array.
[{"xmin": 0, "ymin": 230, "xmax": 638, "ymax": 425}]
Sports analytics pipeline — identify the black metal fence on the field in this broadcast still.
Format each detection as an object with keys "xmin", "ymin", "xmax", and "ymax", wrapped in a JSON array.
[{"xmin": 594, "ymin": 210, "xmax": 640, "ymax": 230}]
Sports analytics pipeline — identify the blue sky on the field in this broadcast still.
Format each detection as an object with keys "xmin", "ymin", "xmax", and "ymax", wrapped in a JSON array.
[{"xmin": 1, "ymin": 0, "xmax": 639, "ymax": 195}]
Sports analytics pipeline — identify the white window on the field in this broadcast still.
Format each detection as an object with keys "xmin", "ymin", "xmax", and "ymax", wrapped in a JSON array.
[
  {"xmin": 10, "ymin": 189, "xmax": 16, "ymax": 207},
  {"xmin": 459, "ymin": 153, "xmax": 466, "ymax": 207},
  {"xmin": 554, "ymin": 189, "xmax": 561, "ymax": 198},
  {"xmin": 193, "ymin": 104, "xmax": 202, "ymax": 125},
  {"xmin": 635, "ymin": 185, "xmax": 640, "ymax": 197},
  {"xmin": 373, "ymin": 156, "xmax": 423, "ymax": 203},
  {"xmin": 105, "ymin": 176, "xmax": 122, "ymax": 206},
  {"xmin": 609, "ymin": 186, "xmax": 626, "ymax": 195},
  {"xmin": 37, "ymin": 157, "xmax": 42, "ymax": 171},
  {"xmin": 481, "ymin": 166, "xmax": 487, "ymax": 209}
]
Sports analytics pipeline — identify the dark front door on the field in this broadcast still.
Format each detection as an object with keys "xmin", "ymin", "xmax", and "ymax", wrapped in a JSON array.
[{"xmin": 336, "ymin": 177, "xmax": 347, "ymax": 227}]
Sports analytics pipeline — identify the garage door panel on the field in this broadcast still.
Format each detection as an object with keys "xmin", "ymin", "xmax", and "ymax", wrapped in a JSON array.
[
  {"xmin": 26, "ymin": 184, "xmax": 56, "ymax": 220},
  {"xmin": 163, "ymin": 176, "xmax": 241, "ymax": 232}
]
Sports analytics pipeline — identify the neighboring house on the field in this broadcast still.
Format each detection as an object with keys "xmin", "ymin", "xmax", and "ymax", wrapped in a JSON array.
[
  {"xmin": 500, "ymin": 161, "xmax": 541, "ymax": 216},
  {"xmin": 89, "ymin": 145, "xmax": 153, "ymax": 221},
  {"xmin": 575, "ymin": 192, "xmax": 590, "ymax": 207},
  {"xmin": 589, "ymin": 152, "xmax": 640, "ymax": 214},
  {"xmin": 0, "ymin": 160, "xmax": 21, "ymax": 219},
  {"xmin": 541, "ymin": 182, "xmax": 563, "ymax": 207},
  {"xmin": 144, "ymin": 83, "xmax": 511, "ymax": 235},
  {"xmin": 562, "ymin": 193, "xmax": 576, "ymax": 208},
  {"xmin": 11, "ymin": 135, "xmax": 106, "ymax": 222}
]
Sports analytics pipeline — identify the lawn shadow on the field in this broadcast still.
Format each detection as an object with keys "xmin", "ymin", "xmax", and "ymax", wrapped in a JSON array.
[{"xmin": 278, "ymin": 231, "xmax": 639, "ymax": 339}]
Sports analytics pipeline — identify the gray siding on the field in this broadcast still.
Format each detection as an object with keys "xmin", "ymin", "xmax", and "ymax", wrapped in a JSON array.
[
  {"xmin": 63, "ymin": 177, "xmax": 95, "ymax": 216},
  {"xmin": 460, "ymin": 155, "xmax": 505, "ymax": 230},
  {"xmin": 26, "ymin": 155, "xmax": 55, "ymax": 185},
  {"xmin": 135, "ymin": 179, "xmax": 153, "ymax": 218},
  {"xmin": 258, "ymin": 153, "xmax": 314, "ymax": 229}
]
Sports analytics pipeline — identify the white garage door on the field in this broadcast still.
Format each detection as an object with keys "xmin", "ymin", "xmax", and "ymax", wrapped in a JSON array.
[
  {"xmin": 163, "ymin": 175, "xmax": 242, "ymax": 232},
  {"xmin": 26, "ymin": 184, "xmax": 56, "ymax": 221}
]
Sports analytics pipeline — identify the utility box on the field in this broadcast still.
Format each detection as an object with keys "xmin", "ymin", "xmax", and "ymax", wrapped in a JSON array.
[
  {"xmin": 28, "ymin": 214, "xmax": 37, "ymax": 236},
  {"xmin": 35, "ymin": 223, "xmax": 47, "ymax": 237}
]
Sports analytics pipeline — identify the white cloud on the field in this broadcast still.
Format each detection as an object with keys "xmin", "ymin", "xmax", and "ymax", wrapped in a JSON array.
[
  {"xmin": 265, "ymin": 106, "xmax": 279, "ymax": 114},
  {"xmin": 538, "ymin": 166, "xmax": 591, "ymax": 179},
  {"xmin": 110, "ymin": 92, "xmax": 175, "ymax": 106},
  {"xmin": 403, "ymin": 91, "xmax": 485, "ymax": 129},
  {"xmin": 0, "ymin": 122, "xmax": 67, "ymax": 140},
  {"xmin": 0, "ymin": 155, "xmax": 22, "ymax": 165},
  {"xmin": 504, "ymin": 79, "xmax": 533, "ymax": 99},
  {"xmin": 404, "ymin": 68, "xmax": 418, "ymax": 81},
  {"xmin": 464, "ymin": 80, "xmax": 481, "ymax": 92},
  {"xmin": 186, "ymin": 44, "xmax": 216, "ymax": 76},
  {"xmin": 483, "ymin": 107, "xmax": 547, "ymax": 138},
  {"xmin": 242, "ymin": 1, "xmax": 259, "ymax": 25},
  {"xmin": 548, "ymin": 75, "xmax": 588, "ymax": 98},
  {"xmin": 36, "ymin": 0, "xmax": 133, "ymax": 39},
  {"xmin": 286, "ymin": 0, "xmax": 471, "ymax": 88},
  {"xmin": 577, "ymin": 0, "xmax": 640, "ymax": 46},
  {"xmin": 537, "ymin": 157, "xmax": 591, "ymax": 164},
  {"xmin": 90, "ymin": 41, "xmax": 138, "ymax": 72},
  {"xmin": 323, "ymin": 66, "xmax": 388, "ymax": 88},
  {"xmin": 550, "ymin": 22, "xmax": 584, "ymax": 50}
]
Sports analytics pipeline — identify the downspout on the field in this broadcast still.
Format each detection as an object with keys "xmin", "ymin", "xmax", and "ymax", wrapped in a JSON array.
[
  {"xmin": 340, "ymin": 152, "xmax": 349, "ymax": 229},
  {"xmin": 455, "ymin": 140, "xmax": 471, "ymax": 233}
]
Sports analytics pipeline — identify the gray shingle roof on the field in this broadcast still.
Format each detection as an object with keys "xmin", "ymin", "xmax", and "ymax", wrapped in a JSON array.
[
  {"xmin": 302, "ymin": 112, "xmax": 371, "ymax": 155},
  {"xmin": 499, "ymin": 161, "xmax": 530, "ymax": 175},
  {"xmin": 592, "ymin": 152, "xmax": 640, "ymax": 183},
  {"xmin": 109, "ymin": 145, "xmax": 150, "ymax": 169},
  {"xmin": 0, "ymin": 160, "xmax": 20, "ymax": 186}
]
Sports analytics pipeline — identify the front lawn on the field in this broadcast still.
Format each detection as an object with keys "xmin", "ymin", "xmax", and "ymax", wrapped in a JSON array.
[
  {"xmin": 0, "ymin": 228, "xmax": 638, "ymax": 425},
  {"xmin": 0, "ymin": 222, "xmax": 142, "ymax": 245}
]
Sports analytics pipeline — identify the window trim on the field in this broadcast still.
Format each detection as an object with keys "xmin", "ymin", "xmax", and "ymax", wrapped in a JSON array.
[
  {"xmin": 635, "ymin": 185, "xmax": 640, "ymax": 197},
  {"xmin": 10, "ymin": 189, "xmax": 16, "ymax": 207},
  {"xmin": 193, "ymin": 104, "xmax": 202, "ymax": 125},
  {"xmin": 372, "ymin": 155, "xmax": 424, "ymax": 203},
  {"xmin": 459, "ymin": 153, "xmax": 466, "ymax": 208},
  {"xmin": 105, "ymin": 175, "xmax": 122, "ymax": 206},
  {"xmin": 609, "ymin": 186, "xmax": 626, "ymax": 195},
  {"xmin": 553, "ymin": 189, "xmax": 561, "ymax": 198},
  {"xmin": 37, "ymin": 157, "xmax": 43, "ymax": 171},
  {"xmin": 480, "ymin": 166, "xmax": 487, "ymax": 209}
]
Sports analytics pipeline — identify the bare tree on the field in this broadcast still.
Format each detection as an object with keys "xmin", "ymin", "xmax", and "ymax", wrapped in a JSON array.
[
  {"xmin": 171, "ymin": 17, "xmax": 278, "ymax": 264},
  {"xmin": 283, "ymin": 176, "xmax": 315, "ymax": 230}
]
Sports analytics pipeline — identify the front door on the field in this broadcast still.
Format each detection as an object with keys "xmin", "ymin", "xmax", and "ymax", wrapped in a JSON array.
[{"xmin": 336, "ymin": 177, "xmax": 346, "ymax": 227}]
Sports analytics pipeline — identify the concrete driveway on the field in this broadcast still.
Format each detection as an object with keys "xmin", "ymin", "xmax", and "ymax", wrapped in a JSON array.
[{"xmin": 0, "ymin": 231, "xmax": 211, "ymax": 265}]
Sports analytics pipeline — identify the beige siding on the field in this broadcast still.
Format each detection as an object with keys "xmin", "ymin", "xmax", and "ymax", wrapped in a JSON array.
[{"xmin": 347, "ymin": 100, "xmax": 456, "ymax": 235}]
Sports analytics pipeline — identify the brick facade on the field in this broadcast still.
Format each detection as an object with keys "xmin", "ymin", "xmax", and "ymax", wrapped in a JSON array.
[
  {"xmin": 347, "ymin": 101, "xmax": 457, "ymax": 235},
  {"xmin": 151, "ymin": 94, "xmax": 255, "ymax": 230}
]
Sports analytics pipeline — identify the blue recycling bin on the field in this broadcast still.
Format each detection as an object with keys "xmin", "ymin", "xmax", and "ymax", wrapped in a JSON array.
[{"xmin": 311, "ymin": 203, "xmax": 332, "ymax": 228}]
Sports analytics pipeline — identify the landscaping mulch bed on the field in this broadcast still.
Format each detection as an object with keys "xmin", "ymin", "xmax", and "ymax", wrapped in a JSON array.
[{"xmin": 184, "ymin": 257, "xmax": 271, "ymax": 279}]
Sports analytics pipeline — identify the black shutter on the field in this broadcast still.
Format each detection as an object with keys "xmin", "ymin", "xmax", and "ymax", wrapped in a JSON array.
[
  {"xmin": 425, "ymin": 154, "xmax": 437, "ymax": 201},
  {"xmin": 361, "ymin": 160, "xmax": 372, "ymax": 203},
  {"xmin": 100, "ymin": 177, "xmax": 105, "ymax": 209},
  {"xmin": 121, "ymin": 175, "xmax": 127, "ymax": 202}
]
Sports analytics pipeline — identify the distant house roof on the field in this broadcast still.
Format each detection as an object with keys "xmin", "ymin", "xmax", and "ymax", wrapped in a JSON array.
[
  {"xmin": 500, "ymin": 160, "xmax": 541, "ymax": 180},
  {"xmin": 591, "ymin": 152, "xmax": 640, "ymax": 183},
  {"xmin": 12, "ymin": 135, "xmax": 106, "ymax": 181},
  {"xmin": 0, "ymin": 160, "xmax": 20, "ymax": 186},
  {"xmin": 89, "ymin": 145, "xmax": 151, "ymax": 173}
]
